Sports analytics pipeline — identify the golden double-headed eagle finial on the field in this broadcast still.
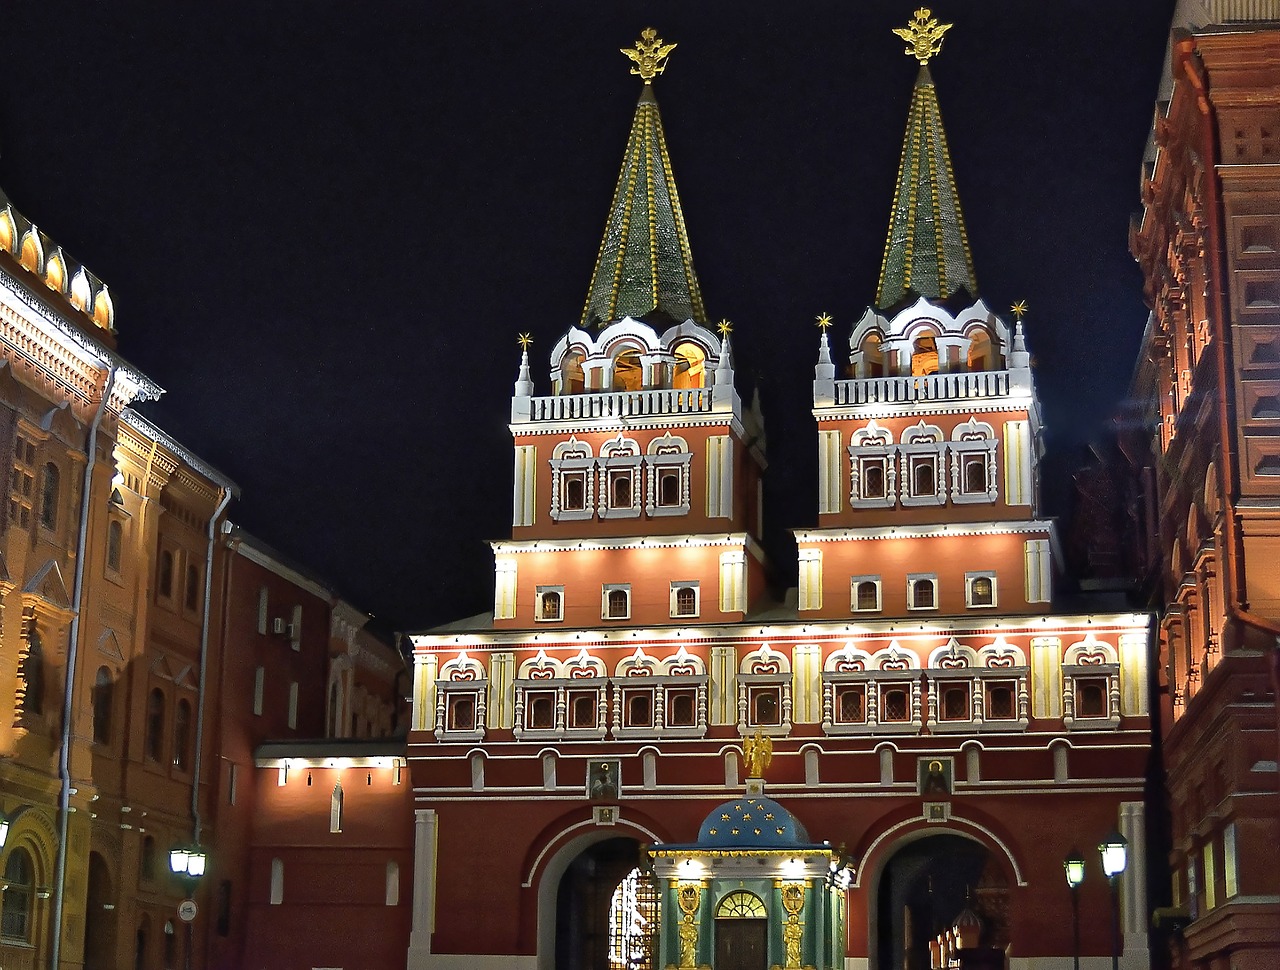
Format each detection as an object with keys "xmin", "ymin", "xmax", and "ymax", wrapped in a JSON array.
[
  {"xmin": 892, "ymin": 7, "xmax": 952, "ymax": 64},
  {"xmin": 621, "ymin": 27, "xmax": 677, "ymax": 83}
]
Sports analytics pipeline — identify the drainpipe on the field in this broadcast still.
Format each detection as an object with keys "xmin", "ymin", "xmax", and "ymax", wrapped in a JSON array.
[
  {"xmin": 51, "ymin": 366, "xmax": 116, "ymax": 970},
  {"xmin": 192, "ymin": 486, "xmax": 233, "ymax": 842}
]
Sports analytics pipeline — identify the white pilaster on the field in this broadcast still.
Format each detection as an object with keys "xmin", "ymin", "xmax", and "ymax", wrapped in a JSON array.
[{"xmin": 407, "ymin": 808, "xmax": 439, "ymax": 967}]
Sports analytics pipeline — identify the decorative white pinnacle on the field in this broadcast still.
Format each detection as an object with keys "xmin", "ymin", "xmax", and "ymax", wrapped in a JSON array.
[{"xmin": 514, "ymin": 347, "xmax": 534, "ymax": 397}]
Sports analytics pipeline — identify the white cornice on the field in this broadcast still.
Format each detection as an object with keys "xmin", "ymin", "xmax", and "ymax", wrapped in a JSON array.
[
  {"xmin": 793, "ymin": 520, "xmax": 1053, "ymax": 542},
  {"xmin": 491, "ymin": 531, "xmax": 764, "ymax": 559},
  {"xmin": 410, "ymin": 610, "xmax": 1150, "ymax": 651},
  {"xmin": 510, "ymin": 414, "xmax": 746, "ymax": 439}
]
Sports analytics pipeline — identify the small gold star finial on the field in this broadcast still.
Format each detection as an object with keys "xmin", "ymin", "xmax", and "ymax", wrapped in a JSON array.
[
  {"xmin": 517, "ymin": 333, "xmax": 533, "ymax": 349},
  {"xmin": 716, "ymin": 318, "xmax": 733, "ymax": 337},
  {"xmin": 815, "ymin": 312, "xmax": 833, "ymax": 331},
  {"xmin": 892, "ymin": 8, "xmax": 952, "ymax": 64},
  {"xmin": 621, "ymin": 28, "xmax": 677, "ymax": 84},
  {"xmin": 1010, "ymin": 301, "xmax": 1028, "ymax": 322}
]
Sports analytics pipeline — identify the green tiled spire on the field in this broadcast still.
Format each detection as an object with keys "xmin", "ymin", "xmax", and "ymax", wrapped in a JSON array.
[
  {"xmin": 875, "ymin": 64, "xmax": 977, "ymax": 310},
  {"xmin": 580, "ymin": 34, "xmax": 706, "ymax": 330}
]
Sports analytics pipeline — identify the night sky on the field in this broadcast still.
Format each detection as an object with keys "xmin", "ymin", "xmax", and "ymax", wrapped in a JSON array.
[{"xmin": 0, "ymin": 2, "xmax": 1175, "ymax": 631}]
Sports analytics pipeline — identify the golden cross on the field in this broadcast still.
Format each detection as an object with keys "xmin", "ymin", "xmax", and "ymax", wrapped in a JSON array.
[
  {"xmin": 716, "ymin": 319, "xmax": 733, "ymax": 337},
  {"xmin": 620, "ymin": 27, "xmax": 677, "ymax": 83},
  {"xmin": 517, "ymin": 332, "xmax": 533, "ymax": 349},
  {"xmin": 892, "ymin": 8, "xmax": 952, "ymax": 64},
  {"xmin": 815, "ymin": 312, "xmax": 833, "ymax": 331},
  {"xmin": 1010, "ymin": 301, "xmax": 1028, "ymax": 322}
]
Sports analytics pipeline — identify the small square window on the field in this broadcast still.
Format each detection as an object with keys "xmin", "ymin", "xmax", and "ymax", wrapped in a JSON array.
[
  {"xmin": 939, "ymin": 683, "xmax": 971, "ymax": 721},
  {"xmin": 536, "ymin": 586, "xmax": 564, "ymax": 622},
  {"xmin": 966, "ymin": 572, "xmax": 996, "ymax": 608},
  {"xmin": 749, "ymin": 686, "xmax": 781, "ymax": 726},
  {"xmin": 602, "ymin": 585, "xmax": 630, "ymax": 620},
  {"xmin": 880, "ymin": 684, "xmax": 911, "ymax": 722},
  {"xmin": 835, "ymin": 684, "xmax": 866, "ymax": 724},
  {"xmin": 667, "ymin": 688, "xmax": 698, "ymax": 727},
  {"xmin": 1075, "ymin": 677, "xmax": 1109, "ymax": 718},
  {"xmin": 908, "ymin": 575, "xmax": 937, "ymax": 611},
  {"xmin": 670, "ymin": 582, "xmax": 699, "ymax": 618},
  {"xmin": 851, "ymin": 577, "xmax": 881, "ymax": 613},
  {"xmin": 568, "ymin": 691, "xmax": 598, "ymax": 729},
  {"xmin": 984, "ymin": 680, "xmax": 1017, "ymax": 720}
]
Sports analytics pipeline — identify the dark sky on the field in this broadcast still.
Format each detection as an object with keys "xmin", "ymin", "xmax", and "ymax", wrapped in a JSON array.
[{"xmin": 0, "ymin": 2, "xmax": 1175, "ymax": 630}]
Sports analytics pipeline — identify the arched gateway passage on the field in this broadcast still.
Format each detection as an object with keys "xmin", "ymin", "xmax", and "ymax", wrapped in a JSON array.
[
  {"xmin": 555, "ymin": 837, "xmax": 660, "ymax": 970},
  {"xmin": 875, "ymin": 834, "xmax": 1009, "ymax": 969}
]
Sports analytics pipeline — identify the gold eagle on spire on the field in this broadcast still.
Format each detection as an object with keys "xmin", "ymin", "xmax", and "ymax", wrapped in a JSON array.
[
  {"xmin": 893, "ymin": 8, "xmax": 952, "ymax": 64},
  {"xmin": 621, "ymin": 27, "xmax": 677, "ymax": 83}
]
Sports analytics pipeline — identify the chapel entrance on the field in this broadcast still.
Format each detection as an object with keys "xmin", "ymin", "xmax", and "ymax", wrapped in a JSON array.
[
  {"xmin": 714, "ymin": 890, "xmax": 768, "ymax": 970},
  {"xmin": 555, "ymin": 837, "xmax": 659, "ymax": 970},
  {"xmin": 874, "ymin": 834, "xmax": 1009, "ymax": 970}
]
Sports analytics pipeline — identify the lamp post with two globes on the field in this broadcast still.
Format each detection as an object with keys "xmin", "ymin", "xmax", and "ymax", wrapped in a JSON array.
[{"xmin": 169, "ymin": 845, "xmax": 207, "ymax": 970}]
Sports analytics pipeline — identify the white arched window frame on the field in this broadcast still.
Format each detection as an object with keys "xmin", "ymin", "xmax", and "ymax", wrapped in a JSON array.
[
  {"xmin": 821, "ymin": 644, "xmax": 874, "ymax": 735},
  {"xmin": 899, "ymin": 421, "xmax": 946, "ymax": 507},
  {"xmin": 736, "ymin": 645, "xmax": 792, "ymax": 737},
  {"xmin": 848, "ymin": 421, "xmax": 897, "ymax": 509},
  {"xmin": 549, "ymin": 437, "xmax": 595, "ymax": 522},
  {"xmin": 1062, "ymin": 636, "xmax": 1121, "ymax": 731},
  {"xmin": 950, "ymin": 418, "xmax": 999, "ymax": 504},
  {"xmin": 434, "ymin": 652, "xmax": 488, "ymax": 742},
  {"xmin": 598, "ymin": 435, "xmax": 642, "ymax": 520},
  {"xmin": 644, "ymin": 432, "xmax": 692, "ymax": 517}
]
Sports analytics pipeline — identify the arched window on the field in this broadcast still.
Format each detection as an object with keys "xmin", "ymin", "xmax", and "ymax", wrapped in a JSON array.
[
  {"xmin": 912, "ymin": 578, "xmax": 936, "ymax": 610},
  {"xmin": 863, "ymin": 462, "xmax": 886, "ymax": 498},
  {"xmin": 107, "ymin": 520, "xmax": 124, "ymax": 572},
  {"xmin": 658, "ymin": 469, "xmax": 680, "ymax": 506},
  {"xmin": 21, "ymin": 629, "xmax": 44, "ymax": 716},
  {"xmin": 911, "ymin": 334, "xmax": 939, "ymax": 376},
  {"xmin": 674, "ymin": 586, "xmax": 697, "ymax": 616},
  {"xmin": 173, "ymin": 698, "xmax": 192, "ymax": 771},
  {"xmin": 528, "ymin": 695, "xmax": 554, "ymax": 729},
  {"xmin": 269, "ymin": 858, "xmax": 284, "ymax": 905},
  {"xmin": 0, "ymin": 847, "xmax": 35, "ymax": 940},
  {"xmin": 385, "ymin": 861, "xmax": 401, "ymax": 906},
  {"xmin": 612, "ymin": 349, "xmax": 644, "ymax": 392},
  {"xmin": 967, "ymin": 328, "xmax": 996, "ymax": 371},
  {"xmin": 133, "ymin": 919, "xmax": 148, "ymax": 970},
  {"xmin": 39, "ymin": 462, "xmax": 59, "ymax": 530},
  {"xmin": 571, "ymin": 694, "xmax": 595, "ymax": 729},
  {"xmin": 158, "ymin": 550, "xmax": 174, "ymax": 599},
  {"xmin": 672, "ymin": 342, "xmax": 707, "ymax": 389},
  {"xmin": 563, "ymin": 476, "xmax": 585, "ymax": 511},
  {"xmin": 970, "ymin": 576, "xmax": 994, "ymax": 606},
  {"xmin": 963, "ymin": 454, "xmax": 987, "ymax": 494},
  {"xmin": 861, "ymin": 333, "xmax": 886, "ymax": 377},
  {"xmin": 611, "ymin": 474, "xmax": 633, "ymax": 509},
  {"xmin": 185, "ymin": 564, "xmax": 200, "ymax": 611},
  {"xmin": 753, "ymin": 690, "xmax": 779, "ymax": 725},
  {"xmin": 93, "ymin": 666, "xmax": 114, "ymax": 743},
  {"xmin": 146, "ymin": 688, "xmax": 165, "ymax": 762},
  {"xmin": 448, "ymin": 695, "xmax": 475, "ymax": 731},
  {"xmin": 560, "ymin": 351, "xmax": 585, "ymax": 394},
  {"xmin": 627, "ymin": 693, "xmax": 652, "ymax": 727},
  {"xmin": 539, "ymin": 590, "xmax": 563, "ymax": 621},
  {"xmin": 606, "ymin": 588, "xmax": 629, "ymax": 619},
  {"xmin": 913, "ymin": 460, "xmax": 935, "ymax": 496},
  {"xmin": 163, "ymin": 921, "xmax": 176, "ymax": 969},
  {"xmin": 669, "ymin": 690, "xmax": 696, "ymax": 727},
  {"xmin": 856, "ymin": 580, "xmax": 879, "ymax": 612}
]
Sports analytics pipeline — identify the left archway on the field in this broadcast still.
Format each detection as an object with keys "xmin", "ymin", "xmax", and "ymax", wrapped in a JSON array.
[
  {"xmin": 554, "ymin": 837, "xmax": 655, "ymax": 970},
  {"xmin": 84, "ymin": 852, "xmax": 118, "ymax": 970}
]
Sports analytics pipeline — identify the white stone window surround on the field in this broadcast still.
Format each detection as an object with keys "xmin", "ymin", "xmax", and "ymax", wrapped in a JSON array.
[
  {"xmin": 850, "ymin": 575, "xmax": 882, "ymax": 613},
  {"xmin": 433, "ymin": 653, "xmax": 488, "ymax": 743},
  {"xmin": 601, "ymin": 583, "xmax": 632, "ymax": 620},
  {"xmin": 965, "ymin": 571, "xmax": 998, "ymax": 609},
  {"xmin": 736, "ymin": 644, "xmax": 792, "ymax": 737},
  {"xmin": 821, "ymin": 643, "xmax": 922, "ymax": 735},
  {"xmin": 907, "ymin": 573, "xmax": 939, "ymax": 611},
  {"xmin": 535, "ymin": 585, "xmax": 564, "ymax": 623},
  {"xmin": 669, "ymin": 580, "xmax": 700, "ymax": 618},
  {"xmin": 848, "ymin": 420, "xmax": 897, "ymax": 509},
  {"xmin": 923, "ymin": 667, "xmax": 1030, "ymax": 734},
  {"xmin": 899, "ymin": 421, "xmax": 947, "ymax": 507},
  {"xmin": 598, "ymin": 435, "xmax": 643, "ymax": 520},
  {"xmin": 950, "ymin": 418, "xmax": 999, "ymax": 505},
  {"xmin": 549, "ymin": 437, "xmax": 595, "ymax": 522},
  {"xmin": 644, "ymin": 433, "xmax": 693, "ymax": 517},
  {"xmin": 612, "ymin": 674, "xmax": 709, "ymax": 740},
  {"xmin": 513, "ymin": 677, "xmax": 609, "ymax": 740},
  {"xmin": 1062, "ymin": 636, "xmax": 1122, "ymax": 731}
]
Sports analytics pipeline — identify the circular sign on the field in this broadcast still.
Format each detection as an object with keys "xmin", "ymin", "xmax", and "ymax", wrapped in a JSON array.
[{"xmin": 177, "ymin": 899, "xmax": 198, "ymax": 923}]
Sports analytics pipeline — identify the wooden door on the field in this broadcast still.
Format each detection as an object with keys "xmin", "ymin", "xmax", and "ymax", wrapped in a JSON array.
[{"xmin": 714, "ymin": 917, "xmax": 767, "ymax": 970}]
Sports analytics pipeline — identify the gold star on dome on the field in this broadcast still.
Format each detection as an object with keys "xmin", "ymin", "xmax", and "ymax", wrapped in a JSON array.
[
  {"xmin": 1010, "ymin": 300, "xmax": 1028, "ymax": 321},
  {"xmin": 717, "ymin": 319, "xmax": 734, "ymax": 338},
  {"xmin": 892, "ymin": 8, "xmax": 952, "ymax": 64},
  {"xmin": 517, "ymin": 333, "xmax": 533, "ymax": 349},
  {"xmin": 709, "ymin": 828, "xmax": 718, "ymax": 835},
  {"xmin": 753, "ymin": 828, "xmax": 762, "ymax": 835},
  {"xmin": 765, "ymin": 813, "xmax": 775, "ymax": 820},
  {"xmin": 721, "ymin": 813, "xmax": 731, "ymax": 821},
  {"xmin": 776, "ymin": 827, "xmax": 785, "ymax": 835},
  {"xmin": 815, "ymin": 312, "xmax": 833, "ymax": 331},
  {"xmin": 742, "ymin": 813, "xmax": 753, "ymax": 821},
  {"xmin": 731, "ymin": 828, "xmax": 740, "ymax": 835},
  {"xmin": 621, "ymin": 28, "xmax": 677, "ymax": 84}
]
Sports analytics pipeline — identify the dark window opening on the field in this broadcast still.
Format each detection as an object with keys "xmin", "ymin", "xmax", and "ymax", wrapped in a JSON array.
[
  {"xmin": 881, "ymin": 687, "xmax": 910, "ymax": 722},
  {"xmin": 668, "ymin": 690, "xmax": 696, "ymax": 727},
  {"xmin": 836, "ymin": 685, "xmax": 866, "ymax": 723}
]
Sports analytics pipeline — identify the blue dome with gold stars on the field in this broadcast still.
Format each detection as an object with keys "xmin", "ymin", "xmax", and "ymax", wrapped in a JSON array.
[{"xmin": 696, "ymin": 796, "xmax": 810, "ymax": 848}]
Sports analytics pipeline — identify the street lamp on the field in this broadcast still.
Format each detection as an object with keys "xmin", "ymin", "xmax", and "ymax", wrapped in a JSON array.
[
  {"xmin": 1063, "ymin": 849, "xmax": 1085, "ymax": 970},
  {"xmin": 169, "ymin": 844, "xmax": 207, "ymax": 970},
  {"xmin": 1098, "ymin": 831, "xmax": 1128, "ymax": 970}
]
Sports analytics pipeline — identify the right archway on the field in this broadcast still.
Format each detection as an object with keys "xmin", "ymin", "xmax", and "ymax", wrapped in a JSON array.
[{"xmin": 874, "ymin": 833, "xmax": 1008, "ymax": 970}]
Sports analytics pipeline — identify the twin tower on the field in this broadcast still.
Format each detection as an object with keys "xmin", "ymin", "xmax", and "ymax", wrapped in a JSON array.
[{"xmin": 499, "ymin": 18, "xmax": 1050, "ymax": 634}]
